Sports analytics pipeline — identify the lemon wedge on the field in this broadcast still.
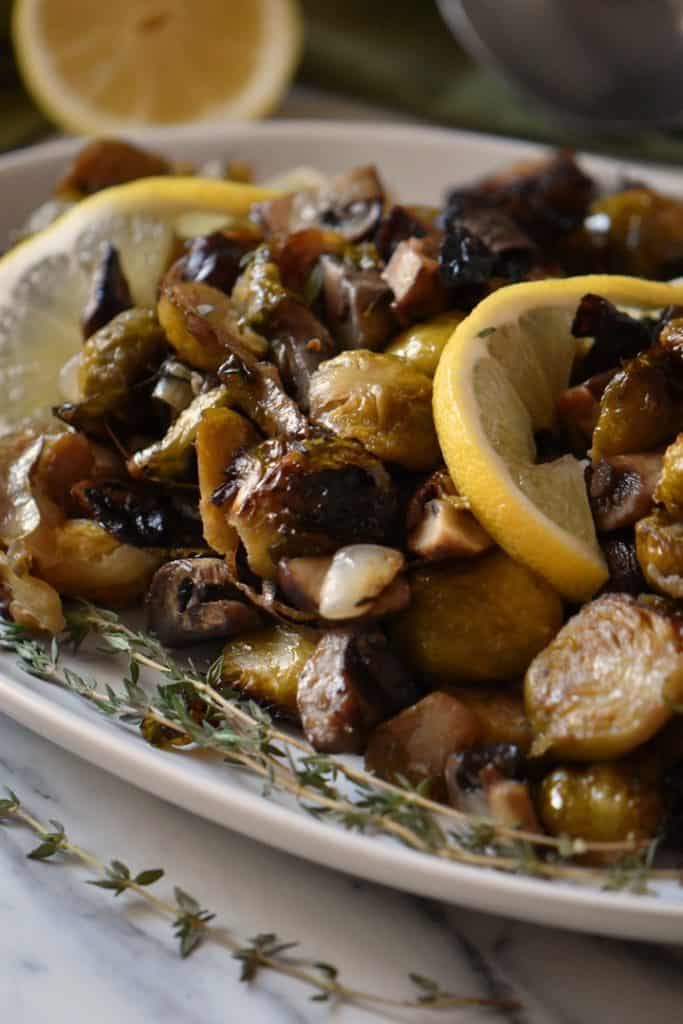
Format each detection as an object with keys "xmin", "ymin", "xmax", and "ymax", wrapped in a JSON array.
[
  {"xmin": 0, "ymin": 176, "xmax": 276, "ymax": 429},
  {"xmin": 12, "ymin": 0, "xmax": 302, "ymax": 134},
  {"xmin": 433, "ymin": 275, "xmax": 683, "ymax": 601}
]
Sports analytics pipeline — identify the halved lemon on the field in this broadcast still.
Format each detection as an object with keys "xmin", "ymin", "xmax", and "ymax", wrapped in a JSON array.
[
  {"xmin": 12, "ymin": 0, "xmax": 302, "ymax": 134},
  {"xmin": 433, "ymin": 275, "xmax": 683, "ymax": 602},
  {"xmin": 0, "ymin": 176, "xmax": 276, "ymax": 429}
]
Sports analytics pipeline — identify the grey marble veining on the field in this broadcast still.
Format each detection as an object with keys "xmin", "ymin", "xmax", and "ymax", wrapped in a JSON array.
[{"xmin": 0, "ymin": 712, "xmax": 681, "ymax": 1024}]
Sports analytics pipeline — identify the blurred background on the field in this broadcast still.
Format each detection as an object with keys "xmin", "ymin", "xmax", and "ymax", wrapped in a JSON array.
[{"xmin": 3, "ymin": 0, "xmax": 683, "ymax": 163}]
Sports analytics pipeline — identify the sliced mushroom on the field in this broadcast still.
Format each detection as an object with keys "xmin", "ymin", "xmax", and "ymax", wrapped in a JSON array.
[
  {"xmin": 181, "ymin": 227, "xmax": 263, "ymax": 295},
  {"xmin": 374, "ymin": 204, "xmax": 438, "ymax": 261},
  {"xmin": 589, "ymin": 452, "xmax": 663, "ymax": 532},
  {"xmin": 320, "ymin": 256, "xmax": 396, "ymax": 351},
  {"xmin": 253, "ymin": 165, "xmax": 385, "ymax": 242},
  {"xmin": 267, "ymin": 296, "xmax": 336, "ymax": 410},
  {"xmin": 297, "ymin": 627, "xmax": 419, "ymax": 753},
  {"xmin": 406, "ymin": 468, "xmax": 493, "ymax": 561},
  {"xmin": 146, "ymin": 558, "xmax": 261, "ymax": 647},
  {"xmin": 364, "ymin": 691, "xmax": 481, "ymax": 791},
  {"xmin": 381, "ymin": 237, "xmax": 449, "ymax": 325},
  {"xmin": 81, "ymin": 243, "xmax": 133, "ymax": 338},
  {"xmin": 440, "ymin": 201, "xmax": 537, "ymax": 287}
]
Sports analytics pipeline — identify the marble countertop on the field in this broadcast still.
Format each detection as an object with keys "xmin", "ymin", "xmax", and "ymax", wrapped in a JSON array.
[
  {"xmin": 1, "ymin": 90, "xmax": 682, "ymax": 1024},
  {"xmin": 2, "ymin": 711, "xmax": 682, "ymax": 1024}
]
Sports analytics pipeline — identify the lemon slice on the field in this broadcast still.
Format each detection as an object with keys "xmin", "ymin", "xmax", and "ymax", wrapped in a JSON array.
[
  {"xmin": 433, "ymin": 275, "xmax": 683, "ymax": 601},
  {"xmin": 0, "ymin": 176, "xmax": 276, "ymax": 429},
  {"xmin": 12, "ymin": 0, "xmax": 302, "ymax": 133}
]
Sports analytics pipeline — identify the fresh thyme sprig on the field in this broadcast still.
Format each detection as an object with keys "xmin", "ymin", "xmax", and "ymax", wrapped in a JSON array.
[
  {"xmin": 0, "ymin": 788, "xmax": 515, "ymax": 1013},
  {"xmin": 0, "ymin": 608, "xmax": 671, "ymax": 889}
]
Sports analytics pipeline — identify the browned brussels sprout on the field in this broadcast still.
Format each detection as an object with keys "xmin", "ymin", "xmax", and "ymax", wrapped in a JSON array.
[
  {"xmin": 309, "ymin": 350, "xmax": 440, "ymax": 471},
  {"xmin": 444, "ymin": 687, "xmax": 532, "ymax": 754},
  {"xmin": 655, "ymin": 432, "xmax": 683, "ymax": 514},
  {"xmin": 391, "ymin": 550, "xmax": 563, "ymax": 684},
  {"xmin": 196, "ymin": 407, "xmax": 259, "ymax": 555},
  {"xmin": 636, "ymin": 509, "xmax": 683, "ymax": 599},
  {"xmin": 222, "ymin": 623, "xmax": 320, "ymax": 718},
  {"xmin": 384, "ymin": 311, "xmax": 464, "ymax": 378},
  {"xmin": 537, "ymin": 760, "xmax": 664, "ymax": 845},
  {"xmin": 214, "ymin": 436, "xmax": 398, "ymax": 580},
  {"xmin": 587, "ymin": 187, "xmax": 683, "ymax": 279},
  {"xmin": 78, "ymin": 307, "xmax": 166, "ymax": 410},
  {"xmin": 525, "ymin": 594, "xmax": 683, "ymax": 760}
]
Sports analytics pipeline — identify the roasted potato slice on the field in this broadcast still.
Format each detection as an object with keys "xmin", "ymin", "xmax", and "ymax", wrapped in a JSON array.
[
  {"xmin": 33, "ymin": 519, "xmax": 163, "ymax": 607},
  {"xmin": 221, "ymin": 623, "xmax": 319, "ymax": 717},
  {"xmin": 537, "ymin": 759, "xmax": 664, "ymax": 845},
  {"xmin": 309, "ymin": 350, "xmax": 440, "ymax": 471},
  {"xmin": 525, "ymin": 594, "xmax": 683, "ymax": 760},
  {"xmin": 391, "ymin": 550, "xmax": 563, "ymax": 683}
]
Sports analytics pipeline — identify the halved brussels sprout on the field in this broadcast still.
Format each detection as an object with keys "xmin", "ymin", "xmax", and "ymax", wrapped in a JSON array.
[
  {"xmin": 222, "ymin": 623, "xmax": 320, "ymax": 717},
  {"xmin": 384, "ymin": 311, "xmax": 464, "ymax": 378}
]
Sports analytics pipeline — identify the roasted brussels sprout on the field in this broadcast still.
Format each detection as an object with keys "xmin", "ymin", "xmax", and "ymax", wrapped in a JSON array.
[
  {"xmin": 33, "ymin": 519, "xmax": 163, "ymax": 606},
  {"xmin": 82, "ymin": 243, "xmax": 133, "ymax": 338},
  {"xmin": 230, "ymin": 246, "xmax": 288, "ymax": 327},
  {"xmin": 586, "ymin": 187, "xmax": 683, "ymax": 279},
  {"xmin": 655, "ymin": 432, "xmax": 683, "ymax": 514},
  {"xmin": 525, "ymin": 594, "xmax": 683, "ymax": 760},
  {"xmin": 384, "ymin": 311, "xmax": 464, "ymax": 378},
  {"xmin": 215, "ymin": 436, "xmax": 398, "ymax": 579},
  {"xmin": 391, "ymin": 550, "xmax": 563, "ymax": 684},
  {"xmin": 0, "ymin": 552, "xmax": 64, "ymax": 634},
  {"xmin": 309, "ymin": 350, "xmax": 439, "ymax": 471},
  {"xmin": 128, "ymin": 386, "xmax": 230, "ymax": 480},
  {"xmin": 591, "ymin": 347, "xmax": 683, "ymax": 458},
  {"xmin": 196, "ymin": 407, "xmax": 258, "ymax": 555},
  {"xmin": 636, "ymin": 509, "xmax": 683, "ymax": 599},
  {"xmin": 537, "ymin": 760, "xmax": 663, "ymax": 844},
  {"xmin": 70, "ymin": 479, "xmax": 196, "ymax": 549},
  {"xmin": 157, "ymin": 278, "xmax": 268, "ymax": 372},
  {"xmin": 365, "ymin": 691, "xmax": 481, "ymax": 791},
  {"xmin": 222, "ymin": 623, "xmax": 320, "ymax": 717},
  {"xmin": 298, "ymin": 627, "xmax": 419, "ymax": 753},
  {"xmin": 79, "ymin": 309, "xmax": 166, "ymax": 401}
]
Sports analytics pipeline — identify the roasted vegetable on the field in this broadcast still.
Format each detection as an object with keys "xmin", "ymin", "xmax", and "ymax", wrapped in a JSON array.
[
  {"xmin": 277, "ymin": 549, "xmax": 409, "ymax": 620},
  {"xmin": 82, "ymin": 243, "xmax": 133, "ymax": 338},
  {"xmin": 365, "ymin": 691, "xmax": 481, "ymax": 791},
  {"xmin": 146, "ymin": 558, "xmax": 260, "ymax": 647},
  {"xmin": 537, "ymin": 760, "xmax": 663, "ymax": 844},
  {"xmin": 440, "ymin": 199, "xmax": 537, "ymax": 287},
  {"xmin": 267, "ymin": 295, "xmax": 336, "ymax": 410},
  {"xmin": 0, "ymin": 552, "xmax": 64, "ymax": 634},
  {"xmin": 151, "ymin": 359, "xmax": 205, "ymax": 420},
  {"xmin": 298, "ymin": 627, "xmax": 419, "ymax": 753},
  {"xmin": 215, "ymin": 436, "xmax": 398, "ymax": 579},
  {"xmin": 446, "ymin": 744, "xmax": 539, "ymax": 830},
  {"xmin": 56, "ymin": 138, "xmax": 170, "ymax": 198},
  {"xmin": 158, "ymin": 278, "xmax": 268, "ymax": 372},
  {"xmin": 444, "ymin": 687, "xmax": 532, "ymax": 754},
  {"xmin": 571, "ymin": 293, "xmax": 653, "ymax": 379},
  {"xmin": 68, "ymin": 308, "xmax": 166, "ymax": 421},
  {"xmin": 33, "ymin": 519, "xmax": 163, "ymax": 606},
  {"xmin": 252, "ymin": 165, "xmax": 384, "ymax": 242},
  {"xmin": 309, "ymin": 350, "xmax": 440, "ymax": 471},
  {"xmin": 319, "ymin": 256, "xmax": 396, "ymax": 352},
  {"xmin": 222, "ymin": 622, "xmax": 319, "ymax": 717},
  {"xmin": 70, "ymin": 479, "xmax": 196, "ymax": 548},
  {"xmin": 384, "ymin": 311, "xmax": 464, "ymax": 378},
  {"xmin": 600, "ymin": 532, "xmax": 647, "ymax": 595},
  {"xmin": 181, "ymin": 227, "xmax": 262, "ymax": 294},
  {"xmin": 405, "ymin": 468, "xmax": 492, "ymax": 562},
  {"xmin": 196, "ymin": 407, "xmax": 258, "ymax": 555},
  {"xmin": 591, "ymin": 346, "xmax": 683, "ymax": 459},
  {"xmin": 588, "ymin": 453, "xmax": 662, "ymax": 532},
  {"xmin": 586, "ymin": 187, "xmax": 683, "ymax": 279},
  {"xmin": 525, "ymin": 594, "xmax": 683, "ymax": 760},
  {"xmin": 391, "ymin": 550, "xmax": 563, "ymax": 683},
  {"xmin": 128, "ymin": 386, "xmax": 230, "ymax": 480},
  {"xmin": 381, "ymin": 237, "xmax": 449, "ymax": 325},
  {"xmin": 655, "ymin": 432, "xmax": 683, "ymax": 513},
  {"xmin": 217, "ymin": 355, "xmax": 309, "ymax": 440},
  {"xmin": 636, "ymin": 509, "xmax": 683, "ymax": 599}
]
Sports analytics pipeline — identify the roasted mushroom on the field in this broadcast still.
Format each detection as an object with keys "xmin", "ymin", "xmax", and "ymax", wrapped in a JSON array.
[
  {"xmin": 364, "ymin": 691, "xmax": 480, "ymax": 790},
  {"xmin": 56, "ymin": 138, "xmax": 170, "ymax": 197},
  {"xmin": 405, "ymin": 468, "xmax": 493, "ymax": 561},
  {"xmin": 319, "ymin": 256, "xmax": 396, "ymax": 351},
  {"xmin": 180, "ymin": 227, "xmax": 263, "ymax": 295},
  {"xmin": 588, "ymin": 453, "xmax": 662, "ymax": 532},
  {"xmin": 146, "ymin": 558, "xmax": 261, "ymax": 647},
  {"xmin": 308, "ymin": 350, "xmax": 440, "ymax": 471},
  {"xmin": 252, "ymin": 165, "xmax": 385, "ymax": 242},
  {"xmin": 525, "ymin": 594, "xmax": 683, "ymax": 760},
  {"xmin": 298, "ymin": 627, "xmax": 419, "ymax": 753},
  {"xmin": 445, "ymin": 744, "xmax": 539, "ymax": 831},
  {"xmin": 381, "ymin": 237, "xmax": 449, "ymax": 325},
  {"xmin": 214, "ymin": 436, "xmax": 398, "ymax": 579},
  {"xmin": 571, "ymin": 293, "xmax": 653, "ymax": 379},
  {"xmin": 600, "ymin": 531, "xmax": 647, "ymax": 595},
  {"xmin": 81, "ymin": 243, "xmax": 133, "ymax": 338},
  {"xmin": 267, "ymin": 296, "xmax": 336, "ymax": 410}
]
